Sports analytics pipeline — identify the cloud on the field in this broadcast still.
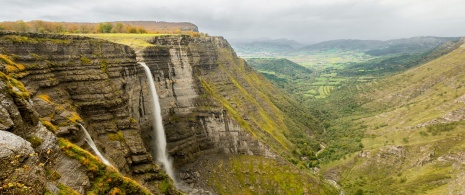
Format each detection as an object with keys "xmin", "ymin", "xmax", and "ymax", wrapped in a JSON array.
[{"xmin": 1, "ymin": 0, "xmax": 465, "ymax": 42}]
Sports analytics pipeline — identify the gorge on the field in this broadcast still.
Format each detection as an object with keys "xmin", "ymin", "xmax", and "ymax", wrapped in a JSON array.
[{"xmin": 0, "ymin": 31, "xmax": 335, "ymax": 194}]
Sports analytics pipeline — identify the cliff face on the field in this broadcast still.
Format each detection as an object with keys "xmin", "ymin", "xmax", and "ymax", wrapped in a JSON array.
[
  {"xmin": 0, "ymin": 32, "xmax": 177, "ymax": 194},
  {"xmin": 135, "ymin": 35, "xmax": 278, "ymax": 168}
]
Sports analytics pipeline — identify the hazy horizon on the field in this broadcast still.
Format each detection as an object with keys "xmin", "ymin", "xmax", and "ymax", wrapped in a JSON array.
[{"xmin": 2, "ymin": 0, "xmax": 465, "ymax": 43}]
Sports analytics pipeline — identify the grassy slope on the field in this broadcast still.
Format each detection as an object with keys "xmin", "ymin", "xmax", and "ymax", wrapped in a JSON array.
[
  {"xmin": 197, "ymin": 155, "xmax": 337, "ymax": 195},
  {"xmin": 321, "ymin": 39, "xmax": 465, "ymax": 194}
]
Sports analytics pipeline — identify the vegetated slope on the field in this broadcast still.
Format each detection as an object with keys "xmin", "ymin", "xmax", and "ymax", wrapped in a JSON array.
[
  {"xmin": 246, "ymin": 58, "xmax": 320, "ymax": 100},
  {"xmin": 246, "ymin": 58, "xmax": 312, "ymax": 85},
  {"xmin": 247, "ymin": 58, "xmax": 313, "ymax": 76},
  {"xmin": 321, "ymin": 38, "xmax": 465, "ymax": 194}
]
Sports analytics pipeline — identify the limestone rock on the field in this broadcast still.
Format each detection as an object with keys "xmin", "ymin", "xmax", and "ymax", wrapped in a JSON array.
[
  {"xmin": 0, "ymin": 130, "xmax": 47, "ymax": 194},
  {"xmin": 0, "ymin": 104, "xmax": 14, "ymax": 131},
  {"xmin": 0, "ymin": 130, "xmax": 34, "ymax": 168}
]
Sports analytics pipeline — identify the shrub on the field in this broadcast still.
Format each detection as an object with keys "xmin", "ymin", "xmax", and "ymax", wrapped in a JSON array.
[
  {"xmin": 40, "ymin": 118, "xmax": 58, "ymax": 133},
  {"xmin": 80, "ymin": 57, "xmax": 92, "ymax": 65},
  {"xmin": 26, "ymin": 136, "xmax": 43, "ymax": 148},
  {"xmin": 57, "ymin": 183, "xmax": 79, "ymax": 195},
  {"xmin": 37, "ymin": 94, "xmax": 52, "ymax": 103},
  {"xmin": 108, "ymin": 131, "xmax": 124, "ymax": 141},
  {"xmin": 426, "ymin": 122, "xmax": 458, "ymax": 135}
]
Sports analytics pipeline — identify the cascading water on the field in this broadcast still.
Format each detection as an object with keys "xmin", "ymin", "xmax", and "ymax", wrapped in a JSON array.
[
  {"xmin": 79, "ymin": 124, "xmax": 112, "ymax": 166},
  {"xmin": 138, "ymin": 62, "xmax": 176, "ymax": 183}
]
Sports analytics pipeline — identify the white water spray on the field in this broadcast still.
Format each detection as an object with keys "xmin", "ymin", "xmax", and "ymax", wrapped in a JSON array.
[
  {"xmin": 79, "ymin": 124, "xmax": 112, "ymax": 166},
  {"xmin": 138, "ymin": 62, "xmax": 176, "ymax": 182}
]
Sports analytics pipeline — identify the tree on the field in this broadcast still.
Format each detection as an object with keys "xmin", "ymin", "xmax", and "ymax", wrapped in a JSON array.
[
  {"xmin": 113, "ymin": 22, "xmax": 124, "ymax": 33},
  {"xmin": 128, "ymin": 27, "xmax": 137, "ymax": 33},
  {"xmin": 14, "ymin": 20, "xmax": 28, "ymax": 32},
  {"xmin": 98, "ymin": 22, "xmax": 113, "ymax": 33},
  {"xmin": 137, "ymin": 27, "xmax": 147, "ymax": 34}
]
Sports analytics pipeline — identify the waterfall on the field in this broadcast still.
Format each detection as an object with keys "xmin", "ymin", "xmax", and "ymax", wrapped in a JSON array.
[
  {"xmin": 79, "ymin": 124, "xmax": 112, "ymax": 166},
  {"xmin": 138, "ymin": 62, "xmax": 176, "ymax": 183}
]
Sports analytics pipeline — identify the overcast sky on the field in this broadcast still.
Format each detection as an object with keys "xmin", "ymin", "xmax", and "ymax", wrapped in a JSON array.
[{"xmin": 2, "ymin": 0, "xmax": 465, "ymax": 43}]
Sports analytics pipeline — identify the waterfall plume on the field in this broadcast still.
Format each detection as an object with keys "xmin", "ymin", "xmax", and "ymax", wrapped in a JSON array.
[{"xmin": 138, "ymin": 62, "xmax": 176, "ymax": 183}]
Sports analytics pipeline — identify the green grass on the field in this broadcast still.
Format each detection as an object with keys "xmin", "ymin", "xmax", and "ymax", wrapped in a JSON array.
[
  {"xmin": 203, "ymin": 155, "xmax": 338, "ymax": 195},
  {"xmin": 57, "ymin": 183, "xmax": 79, "ymax": 195},
  {"xmin": 246, "ymin": 51, "xmax": 372, "ymax": 100},
  {"xmin": 74, "ymin": 33, "xmax": 174, "ymax": 51}
]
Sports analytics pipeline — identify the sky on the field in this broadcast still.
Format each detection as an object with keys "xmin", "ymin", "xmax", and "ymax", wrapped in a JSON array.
[{"xmin": 2, "ymin": 0, "xmax": 465, "ymax": 43}]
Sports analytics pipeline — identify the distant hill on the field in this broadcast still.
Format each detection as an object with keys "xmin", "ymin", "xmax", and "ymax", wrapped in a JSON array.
[
  {"xmin": 341, "ymin": 37, "xmax": 462, "ymax": 75},
  {"xmin": 246, "ymin": 58, "xmax": 316, "ymax": 98},
  {"xmin": 298, "ymin": 39, "xmax": 384, "ymax": 51},
  {"xmin": 233, "ymin": 37, "xmax": 459, "ymax": 58},
  {"xmin": 365, "ymin": 36, "xmax": 457, "ymax": 56},
  {"xmin": 298, "ymin": 37, "xmax": 457, "ymax": 53},
  {"xmin": 231, "ymin": 39, "xmax": 304, "ymax": 57},
  {"xmin": 247, "ymin": 58, "xmax": 312, "ymax": 77}
]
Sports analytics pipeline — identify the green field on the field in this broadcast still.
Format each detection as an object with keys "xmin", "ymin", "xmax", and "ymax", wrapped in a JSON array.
[
  {"xmin": 246, "ymin": 49, "xmax": 373, "ymax": 100},
  {"xmin": 73, "ymin": 33, "xmax": 176, "ymax": 51}
]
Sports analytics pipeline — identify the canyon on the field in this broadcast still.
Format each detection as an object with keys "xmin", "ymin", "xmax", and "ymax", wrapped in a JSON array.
[{"xmin": 0, "ymin": 32, "xmax": 335, "ymax": 194}]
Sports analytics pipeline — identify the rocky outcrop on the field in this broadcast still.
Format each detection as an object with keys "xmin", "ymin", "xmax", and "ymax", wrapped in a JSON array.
[
  {"xmin": 0, "ymin": 71, "xmax": 60, "ymax": 194},
  {"xmin": 0, "ymin": 130, "xmax": 45, "ymax": 194}
]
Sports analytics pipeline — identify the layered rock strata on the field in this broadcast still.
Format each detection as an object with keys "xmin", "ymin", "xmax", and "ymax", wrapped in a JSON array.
[
  {"xmin": 0, "ymin": 32, "xmax": 177, "ymax": 194},
  {"xmin": 135, "ymin": 35, "xmax": 277, "ymax": 168}
]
